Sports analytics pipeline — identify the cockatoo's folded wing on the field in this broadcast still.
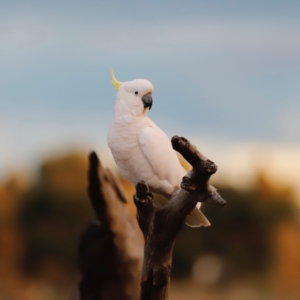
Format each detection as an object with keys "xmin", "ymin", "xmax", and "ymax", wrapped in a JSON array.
[
  {"xmin": 138, "ymin": 125, "xmax": 210, "ymax": 227},
  {"xmin": 138, "ymin": 125, "xmax": 185, "ymax": 188}
]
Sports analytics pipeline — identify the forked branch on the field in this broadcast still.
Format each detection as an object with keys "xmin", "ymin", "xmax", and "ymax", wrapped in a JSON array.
[{"xmin": 134, "ymin": 136, "xmax": 226, "ymax": 300}]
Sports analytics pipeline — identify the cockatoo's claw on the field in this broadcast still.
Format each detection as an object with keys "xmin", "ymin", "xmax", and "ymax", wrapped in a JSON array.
[
  {"xmin": 180, "ymin": 136, "xmax": 189, "ymax": 143},
  {"xmin": 135, "ymin": 181, "xmax": 153, "ymax": 202},
  {"xmin": 147, "ymin": 192, "xmax": 154, "ymax": 201},
  {"xmin": 181, "ymin": 183, "xmax": 196, "ymax": 192},
  {"xmin": 202, "ymin": 159, "xmax": 217, "ymax": 174},
  {"xmin": 180, "ymin": 175, "xmax": 196, "ymax": 192},
  {"xmin": 136, "ymin": 180, "xmax": 148, "ymax": 193}
]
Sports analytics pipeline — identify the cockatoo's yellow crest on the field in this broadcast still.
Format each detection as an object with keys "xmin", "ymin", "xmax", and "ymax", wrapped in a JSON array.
[{"xmin": 110, "ymin": 69, "xmax": 122, "ymax": 91}]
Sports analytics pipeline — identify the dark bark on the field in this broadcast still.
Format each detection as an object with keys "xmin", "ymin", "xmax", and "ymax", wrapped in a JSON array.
[
  {"xmin": 134, "ymin": 136, "xmax": 226, "ymax": 300},
  {"xmin": 79, "ymin": 136, "xmax": 225, "ymax": 300},
  {"xmin": 79, "ymin": 153, "xmax": 143, "ymax": 300}
]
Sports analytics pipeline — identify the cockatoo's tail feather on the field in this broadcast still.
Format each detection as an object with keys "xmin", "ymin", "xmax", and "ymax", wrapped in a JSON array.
[
  {"xmin": 110, "ymin": 68, "xmax": 122, "ymax": 90},
  {"xmin": 185, "ymin": 203, "xmax": 211, "ymax": 227}
]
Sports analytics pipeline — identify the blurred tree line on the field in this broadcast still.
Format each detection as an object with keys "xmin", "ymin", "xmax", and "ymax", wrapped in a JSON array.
[{"xmin": 0, "ymin": 151, "xmax": 300, "ymax": 299}]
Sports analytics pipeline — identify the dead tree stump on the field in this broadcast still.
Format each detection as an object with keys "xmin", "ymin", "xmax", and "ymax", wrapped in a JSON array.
[
  {"xmin": 79, "ymin": 136, "xmax": 226, "ymax": 300},
  {"xmin": 78, "ymin": 153, "xmax": 143, "ymax": 300}
]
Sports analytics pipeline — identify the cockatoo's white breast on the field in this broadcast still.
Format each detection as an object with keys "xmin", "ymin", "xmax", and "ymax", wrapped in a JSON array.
[{"xmin": 108, "ymin": 117, "xmax": 151, "ymax": 182}]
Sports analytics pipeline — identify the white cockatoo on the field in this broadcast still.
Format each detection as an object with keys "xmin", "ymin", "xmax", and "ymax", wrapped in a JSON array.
[{"xmin": 107, "ymin": 70, "xmax": 210, "ymax": 227}]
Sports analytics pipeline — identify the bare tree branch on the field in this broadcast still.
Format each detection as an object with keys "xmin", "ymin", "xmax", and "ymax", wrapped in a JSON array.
[{"xmin": 134, "ymin": 136, "xmax": 226, "ymax": 300}]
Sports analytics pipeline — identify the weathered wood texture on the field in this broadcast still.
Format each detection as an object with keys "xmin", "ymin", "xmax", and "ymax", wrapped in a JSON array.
[
  {"xmin": 79, "ymin": 136, "xmax": 225, "ymax": 300},
  {"xmin": 78, "ymin": 153, "xmax": 143, "ymax": 300},
  {"xmin": 134, "ymin": 136, "xmax": 226, "ymax": 300}
]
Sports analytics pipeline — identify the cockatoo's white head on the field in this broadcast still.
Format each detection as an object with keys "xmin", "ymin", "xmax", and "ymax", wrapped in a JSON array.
[{"xmin": 110, "ymin": 69, "xmax": 154, "ymax": 118}]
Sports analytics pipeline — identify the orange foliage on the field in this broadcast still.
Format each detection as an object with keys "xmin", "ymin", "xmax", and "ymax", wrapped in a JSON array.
[
  {"xmin": 0, "ymin": 151, "xmax": 299, "ymax": 299},
  {"xmin": 255, "ymin": 171, "xmax": 296, "ymax": 204},
  {"xmin": 271, "ymin": 221, "xmax": 300, "ymax": 299}
]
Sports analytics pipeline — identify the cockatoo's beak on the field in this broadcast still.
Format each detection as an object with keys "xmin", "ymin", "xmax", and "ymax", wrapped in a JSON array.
[{"xmin": 142, "ymin": 94, "xmax": 153, "ymax": 110}]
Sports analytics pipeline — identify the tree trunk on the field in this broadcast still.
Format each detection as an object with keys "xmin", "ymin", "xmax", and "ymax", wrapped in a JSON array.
[{"xmin": 78, "ymin": 153, "xmax": 144, "ymax": 300}]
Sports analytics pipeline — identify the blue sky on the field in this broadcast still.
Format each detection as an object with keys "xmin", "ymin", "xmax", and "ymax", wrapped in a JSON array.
[{"xmin": 0, "ymin": 0, "xmax": 300, "ymax": 185}]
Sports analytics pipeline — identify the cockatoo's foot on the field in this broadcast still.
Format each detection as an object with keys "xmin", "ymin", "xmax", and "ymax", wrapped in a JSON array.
[
  {"xmin": 134, "ymin": 181, "xmax": 154, "ymax": 203},
  {"xmin": 180, "ymin": 175, "xmax": 196, "ymax": 192},
  {"xmin": 202, "ymin": 159, "xmax": 217, "ymax": 174},
  {"xmin": 179, "ymin": 136, "xmax": 188, "ymax": 143},
  {"xmin": 134, "ymin": 181, "xmax": 155, "ymax": 239}
]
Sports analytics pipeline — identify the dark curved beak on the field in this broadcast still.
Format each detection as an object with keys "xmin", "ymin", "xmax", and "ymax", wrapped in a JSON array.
[{"xmin": 142, "ymin": 94, "xmax": 153, "ymax": 110}]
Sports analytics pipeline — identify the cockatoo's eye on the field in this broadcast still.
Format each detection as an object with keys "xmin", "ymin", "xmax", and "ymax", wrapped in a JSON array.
[{"xmin": 135, "ymin": 91, "xmax": 138, "ymax": 95}]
